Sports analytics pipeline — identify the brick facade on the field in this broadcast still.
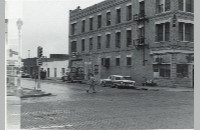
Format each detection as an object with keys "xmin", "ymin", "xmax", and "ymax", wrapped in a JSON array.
[{"xmin": 69, "ymin": 0, "xmax": 194, "ymax": 87}]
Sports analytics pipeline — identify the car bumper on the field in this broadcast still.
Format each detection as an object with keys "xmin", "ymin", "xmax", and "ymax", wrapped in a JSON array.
[{"xmin": 116, "ymin": 83, "xmax": 135, "ymax": 88}]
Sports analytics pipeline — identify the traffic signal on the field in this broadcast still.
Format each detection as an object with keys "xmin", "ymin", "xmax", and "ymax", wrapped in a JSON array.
[
  {"xmin": 37, "ymin": 46, "xmax": 43, "ymax": 58},
  {"xmin": 9, "ymin": 49, "xmax": 18, "ymax": 57},
  {"xmin": 36, "ymin": 58, "xmax": 43, "ymax": 66}
]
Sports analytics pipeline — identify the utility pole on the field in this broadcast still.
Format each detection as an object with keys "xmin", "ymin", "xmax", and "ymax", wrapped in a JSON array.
[
  {"xmin": 37, "ymin": 46, "xmax": 43, "ymax": 90},
  {"xmin": 16, "ymin": 19, "xmax": 23, "ymax": 90}
]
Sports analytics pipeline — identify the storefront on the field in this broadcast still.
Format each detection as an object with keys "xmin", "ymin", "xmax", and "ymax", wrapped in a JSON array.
[{"xmin": 152, "ymin": 53, "xmax": 194, "ymax": 87}]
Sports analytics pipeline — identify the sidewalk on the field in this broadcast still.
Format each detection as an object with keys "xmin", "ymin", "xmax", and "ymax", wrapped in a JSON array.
[
  {"xmin": 136, "ymin": 85, "xmax": 194, "ymax": 92},
  {"xmin": 7, "ymin": 96, "xmax": 20, "ymax": 130},
  {"xmin": 7, "ymin": 83, "xmax": 52, "ymax": 98}
]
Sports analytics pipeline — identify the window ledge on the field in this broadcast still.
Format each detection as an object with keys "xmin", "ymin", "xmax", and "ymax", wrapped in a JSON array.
[
  {"xmin": 154, "ymin": 77, "xmax": 171, "ymax": 79},
  {"xmin": 177, "ymin": 40, "xmax": 194, "ymax": 43},
  {"xmin": 176, "ymin": 77, "xmax": 190, "ymax": 79},
  {"xmin": 154, "ymin": 41, "xmax": 169, "ymax": 43},
  {"xmin": 178, "ymin": 10, "xmax": 194, "ymax": 15},
  {"xmin": 155, "ymin": 11, "xmax": 171, "ymax": 16}
]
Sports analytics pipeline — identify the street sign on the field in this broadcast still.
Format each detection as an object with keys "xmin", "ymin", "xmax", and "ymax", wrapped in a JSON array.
[{"xmin": 36, "ymin": 58, "xmax": 43, "ymax": 66}]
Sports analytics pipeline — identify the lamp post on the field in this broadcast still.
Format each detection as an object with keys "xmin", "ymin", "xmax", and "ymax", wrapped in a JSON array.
[{"xmin": 16, "ymin": 19, "xmax": 23, "ymax": 90}]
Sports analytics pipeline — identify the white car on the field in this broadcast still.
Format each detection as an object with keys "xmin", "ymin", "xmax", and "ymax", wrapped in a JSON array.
[{"xmin": 101, "ymin": 75, "xmax": 136, "ymax": 88}]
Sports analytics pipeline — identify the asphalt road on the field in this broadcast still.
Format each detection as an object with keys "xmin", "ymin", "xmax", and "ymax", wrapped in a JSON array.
[{"xmin": 21, "ymin": 79, "xmax": 194, "ymax": 130}]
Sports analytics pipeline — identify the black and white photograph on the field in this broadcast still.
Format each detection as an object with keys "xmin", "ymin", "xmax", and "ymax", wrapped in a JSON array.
[{"xmin": 6, "ymin": 0, "xmax": 194, "ymax": 129}]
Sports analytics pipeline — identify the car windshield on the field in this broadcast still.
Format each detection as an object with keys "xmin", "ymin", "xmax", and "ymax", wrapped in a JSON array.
[
  {"xmin": 115, "ymin": 77, "xmax": 122, "ymax": 80},
  {"xmin": 123, "ymin": 76, "xmax": 132, "ymax": 80}
]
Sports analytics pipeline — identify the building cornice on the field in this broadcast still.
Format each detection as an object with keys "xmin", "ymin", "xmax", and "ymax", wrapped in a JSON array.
[{"xmin": 70, "ymin": 0, "xmax": 131, "ymax": 21}]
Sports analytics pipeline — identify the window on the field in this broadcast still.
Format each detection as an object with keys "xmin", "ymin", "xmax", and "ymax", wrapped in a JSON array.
[
  {"xmin": 185, "ymin": 23, "xmax": 194, "ymax": 41},
  {"xmin": 71, "ymin": 41, "xmax": 77, "ymax": 52},
  {"xmin": 101, "ymin": 58, "xmax": 105, "ymax": 65},
  {"xmin": 139, "ymin": 27, "xmax": 144, "ymax": 38},
  {"xmin": 115, "ymin": 32, "xmax": 121, "ymax": 48},
  {"xmin": 179, "ymin": 0, "xmax": 184, "ymax": 11},
  {"xmin": 106, "ymin": 34, "xmax": 111, "ymax": 48},
  {"xmin": 62, "ymin": 68, "xmax": 65, "ymax": 76},
  {"xmin": 139, "ymin": 1, "xmax": 145, "ymax": 16},
  {"xmin": 153, "ymin": 64, "xmax": 171, "ymax": 78},
  {"xmin": 155, "ymin": 22, "xmax": 170, "ymax": 42},
  {"xmin": 116, "ymin": 8, "xmax": 121, "ymax": 24},
  {"xmin": 177, "ymin": 64, "xmax": 189, "ymax": 78},
  {"xmin": 89, "ymin": 17, "xmax": 93, "ymax": 30},
  {"xmin": 165, "ymin": 0, "xmax": 170, "ymax": 11},
  {"xmin": 97, "ymin": 36, "xmax": 101, "ymax": 49},
  {"xmin": 82, "ymin": 20, "xmax": 85, "ymax": 33},
  {"xmin": 116, "ymin": 58, "xmax": 120, "ymax": 66},
  {"xmin": 156, "ymin": 0, "xmax": 170, "ymax": 13},
  {"xmin": 126, "ymin": 30, "xmax": 132, "ymax": 47},
  {"xmin": 54, "ymin": 68, "xmax": 57, "ymax": 77},
  {"xmin": 179, "ymin": 22, "xmax": 193, "ymax": 42},
  {"xmin": 179, "ymin": 0, "xmax": 193, "ymax": 13},
  {"xmin": 47, "ymin": 68, "xmax": 50, "ymax": 77},
  {"xmin": 106, "ymin": 11, "xmax": 111, "ymax": 26},
  {"xmin": 71, "ymin": 23, "xmax": 76, "ymax": 35},
  {"xmin": 126, "ymin": 57, "xmax": 132, "ymax": 66},
  {"xmin": 81, "ymin": 39, "xmax": 85, "ymax": 51},
  {"xmin": 97, "ymin": 15, "xmax": 102, "ymax": 28},
  {"xmin": 165, "ymin": 22, "xmax": 170, "ymax": 41},
  {"xmin": 105, "ymin": 58, "xmax": 110, "ymax": 68},
  {"xmin": 126, "ymin": 5, "xmax": 132, "ymax": 21},
  {"xmin": 89, "ymin": 37, "xmax": 93, "ymax": 50},
  {"xmin": 138, "ymin": 27, "xmax": 145, "ymax": 44},
  {"xmin": 186, "ymin": 0, "xmax": 193, "ymax": 12}
]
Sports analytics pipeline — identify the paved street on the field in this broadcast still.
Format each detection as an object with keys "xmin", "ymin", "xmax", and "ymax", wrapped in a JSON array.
[{"xmin": 21, "ymin": 79, "xmax": 193, "ymax": 130}]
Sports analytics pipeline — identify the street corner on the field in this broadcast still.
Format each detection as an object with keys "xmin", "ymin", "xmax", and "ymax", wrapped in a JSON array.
[{"xmin": 20, "ymin": 88, "xmax": 52, "ymax": 98}]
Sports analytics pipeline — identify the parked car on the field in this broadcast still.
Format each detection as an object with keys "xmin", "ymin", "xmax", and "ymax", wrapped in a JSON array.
[
  {"xmin": 142, "ymin": 79, "xmax": 157, "ymax": 86},
  {"xmin": 114, "ymin": 76, "xmax": 136, "ymax": 89},
  {"xmin": 61, "ymin": 75, "xmax": 68, "ymax": 82},
  {"xmin": 100, "ymin": 75, "xmax": 136, "ymax": 88},
  {"xmin": 21, "ymin": 73, "xmax": 31, "ymax": 78}
]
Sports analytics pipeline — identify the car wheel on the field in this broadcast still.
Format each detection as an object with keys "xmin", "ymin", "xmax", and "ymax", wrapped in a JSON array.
[{"xmin": 101, "ymin": 82, "xmax": 105, "ymax": 87}]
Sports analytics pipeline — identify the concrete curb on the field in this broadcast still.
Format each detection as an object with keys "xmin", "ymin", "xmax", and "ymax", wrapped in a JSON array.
[
  {"xmin": 20, "ymin": 93, "xmax": 52, "ymax": 98},
  {"xmin": 20, "ymin": 88, "xmax": 52, "ymax": 98}
]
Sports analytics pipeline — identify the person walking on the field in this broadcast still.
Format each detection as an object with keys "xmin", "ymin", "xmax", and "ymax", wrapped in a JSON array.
[{"xmin": 86, "ymin": 73, "xmax": 96, "ymax": 93}]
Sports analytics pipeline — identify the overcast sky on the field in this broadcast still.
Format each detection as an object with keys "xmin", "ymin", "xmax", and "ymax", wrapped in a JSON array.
[{"xmin": 7, "ymin": 0, "xmax": 104, "ymax": 58}]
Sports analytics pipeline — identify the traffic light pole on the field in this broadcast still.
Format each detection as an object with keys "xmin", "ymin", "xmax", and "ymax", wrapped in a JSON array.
[
  {"xmin": 37, "ymin": 65, "xmax": 41, "ymax": 90},
  {"xmin": 36, "ymin": 46, "xmax": 43, "ymax": 90}
]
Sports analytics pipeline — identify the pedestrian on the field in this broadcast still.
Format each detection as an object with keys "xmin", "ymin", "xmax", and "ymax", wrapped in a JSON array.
[{"xmin": 86, "ymin": 73, "xmax": 96, "ymax": 93}]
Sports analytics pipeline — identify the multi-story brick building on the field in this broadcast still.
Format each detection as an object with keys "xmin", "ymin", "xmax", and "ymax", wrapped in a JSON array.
[{"xmin": 69, "ymin": 0, "xmax": 194, "ymax": 87}]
